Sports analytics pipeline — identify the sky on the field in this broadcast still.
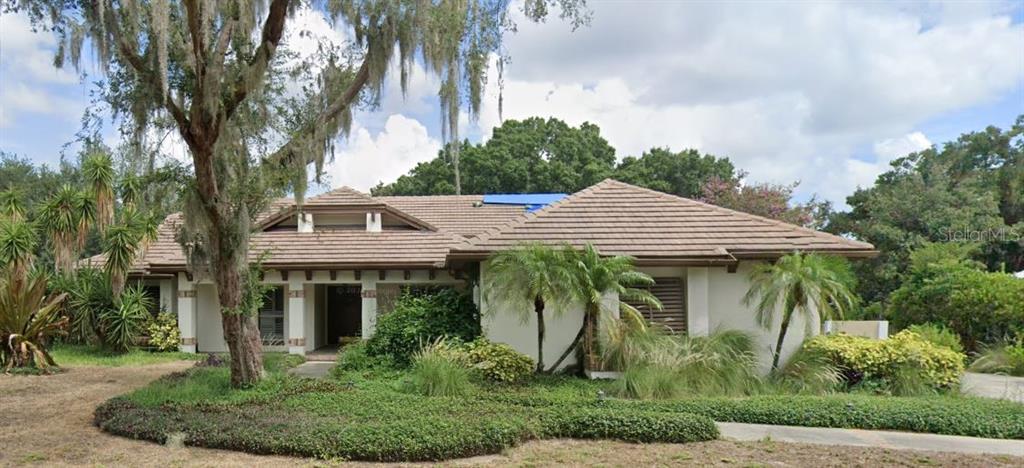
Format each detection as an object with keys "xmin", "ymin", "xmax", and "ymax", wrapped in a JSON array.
[{"xmin": 1, "ymin": 1, "xmax": 1022, "ymax": 208}]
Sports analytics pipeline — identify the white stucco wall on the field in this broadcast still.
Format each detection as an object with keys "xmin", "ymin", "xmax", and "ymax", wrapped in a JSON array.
[
  {"xmin": 479, "ymin": 260, "xmax": 586, "ymax": 371},
  {"xmin": 195, "ymin": 283, "xmax": 227, "ymax": 353},
  {"xmin": 706, "ymin": 262, "xmax": 818, "ymax": 373}
]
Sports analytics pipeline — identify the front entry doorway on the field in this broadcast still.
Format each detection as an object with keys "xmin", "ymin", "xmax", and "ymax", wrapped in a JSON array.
[{"xmin": 326, "ymin": 285, "xmax": 362, "ymax": 345}]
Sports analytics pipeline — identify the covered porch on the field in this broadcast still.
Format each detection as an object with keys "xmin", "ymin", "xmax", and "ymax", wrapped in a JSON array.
[{"xmin": 175, "ymin": 268, "xmax": 465, "ymax": 355}]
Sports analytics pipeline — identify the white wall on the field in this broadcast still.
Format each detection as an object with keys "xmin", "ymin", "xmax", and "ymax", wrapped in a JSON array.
[
  {"xmin": 479, "ymin": 260, "xmax": 586, "ymax": 371},
  {"xmin": 195, "ymin": 284, "xmax": 227, "ymax": 353},
  {"xmin": 706, "ymin": 262, "xmax": 819, "ymax": 373}
]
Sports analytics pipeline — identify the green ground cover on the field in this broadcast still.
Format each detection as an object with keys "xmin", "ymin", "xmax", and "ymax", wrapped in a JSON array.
[{"xmin": 94, "ymin": 364, "xmax": 1024, "ymax": 462}]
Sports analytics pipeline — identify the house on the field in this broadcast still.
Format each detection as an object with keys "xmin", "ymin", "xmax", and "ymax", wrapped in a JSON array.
[{"xmin": 97, "ymin": 179, "xmax": 875, "ymax": 370}]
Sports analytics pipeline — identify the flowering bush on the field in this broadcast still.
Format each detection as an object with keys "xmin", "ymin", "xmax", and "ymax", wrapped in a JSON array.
[
  {"xmin": 145, "ymin": 311, "xmax": 180, "ymax": 352},
  {"xmin": 805, "ymin": 330, "xmax": 965, "ymax": 391}
]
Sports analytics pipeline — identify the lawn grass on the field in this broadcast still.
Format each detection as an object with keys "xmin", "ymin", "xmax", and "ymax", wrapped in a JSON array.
[
  {"xmin": 49, "ymin": 344, "xmax": 201, "ymax": 367},
  {"xmin": 94, "ymin": 363, "xmax": 1024, "ymax": 462}
]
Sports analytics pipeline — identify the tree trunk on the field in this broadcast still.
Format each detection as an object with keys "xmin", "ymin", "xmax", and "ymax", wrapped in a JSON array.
[
  {"xmin": 190, "ymin": 141, "xmax": 265, "ymax": 388},
  {"xmin": 215, "ymin": 257, "xmax": 264, "ymax": 387},
  {"xmin": 771, "ymin": 311, "xmax": 793, "ymax": 372},
  {"xmin": 534, "ymin": 296, "xmax": 545, "ymax": 373},
  {"xmin": 582, "ymin": 303, "xmax": 598, "ymax": 370},
  {"xmin": 548, "ymin": 325, "xmax": 583, "ymax": 373}
]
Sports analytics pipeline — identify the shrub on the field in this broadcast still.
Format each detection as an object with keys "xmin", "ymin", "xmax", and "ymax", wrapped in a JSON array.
[
  {"xmin": 805, "ymin": 330, "xmax": 966, "ymax": 392},
  {"xmin": 906, "ymin": 323, "xmax": 964, "ymax": 354},
  {"xmin": 335, "ymin": 340, "xmax": 392, "ymax": 372},
  {"xmin": 145, "ymin": 311, "xmax": 180, "ymax": 352},
  {"xmin": 970, "ymin": 335, "xmax": 1024, "ymax": 377},
  {"xmin": 98, "ymin": 286, "xmax": 151, "ymax": 352},
  {"xmin": 888, "ymin": 258, "xmax": 1024, "ymax": 351},
  {"xmin": 540, "ymin": 408, "xmax": 718, "ymax": 443},
  {"xmin": 366, "ymin": 287, "xmax": 480, "ymax": 366},
  {"xmin": 463, "ymin": 338, "xmax": 534, "ymax": 383},
  {"xmin": 409, "ymin": 340, "xmax": 473, "ymax": 397},
  {"xmin": 612, "ymin": 361, "xmax": 687, "ymax": 400}
]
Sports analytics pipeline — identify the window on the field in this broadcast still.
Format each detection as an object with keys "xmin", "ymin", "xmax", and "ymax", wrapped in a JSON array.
[
  {"xmin": 259, "ymin": 287, "xmax": 285, "ymax": 346},
  {"xmin": 625, "ymin": 277, "xmax": 687, "ymax": 333}
]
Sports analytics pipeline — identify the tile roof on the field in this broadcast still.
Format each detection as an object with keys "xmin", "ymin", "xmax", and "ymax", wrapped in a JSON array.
[
  {"xmin": 450, "ymin": 179, "xmax": 875, "ymax": 262},
  {"xmin": 377, "ymin": 195, "xmax": 527, "ymax": 238},
  {"xmin": 96, "ymin": 179, "xmax": 874, "ymax": 274}
]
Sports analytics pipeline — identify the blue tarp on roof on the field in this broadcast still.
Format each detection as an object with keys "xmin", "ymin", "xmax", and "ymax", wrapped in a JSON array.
[{"xmin": 483, "ymin": 193, "xmax": 568, "ymax": 212}]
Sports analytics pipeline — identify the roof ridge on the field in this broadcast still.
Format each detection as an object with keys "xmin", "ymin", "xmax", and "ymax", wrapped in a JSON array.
[{"xmin": 600, "ymin": 179, "xmax": 873, "ymax": 249}]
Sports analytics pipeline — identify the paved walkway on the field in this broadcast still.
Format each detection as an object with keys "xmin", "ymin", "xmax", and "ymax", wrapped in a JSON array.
[
  {"xmin": 288, "ymin": 362, "xmax": 334, "ymax": 379},
  {"xmin": 718, "ymin": 422, "xmax": 1024, "ymax": 457},
  {"xmin": 962, "ymin": 372, "xmax": 1024, "ymax": 403}
]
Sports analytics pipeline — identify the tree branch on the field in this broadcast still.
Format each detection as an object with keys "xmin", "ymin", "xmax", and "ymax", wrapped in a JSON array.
[
  {"xmin": 221, "ymin": 0, "xmax": 291, "ymax": 124},
  {"xmin": 106, "ymin": 5, "xmax": 190, "ymax": 146},
  {"xmin": 262, "ymin": 57, "xmax": 372, "ymax": 170}
]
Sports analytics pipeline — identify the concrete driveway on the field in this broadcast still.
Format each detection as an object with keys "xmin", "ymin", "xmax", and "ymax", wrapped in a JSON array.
[{"xmin": 961, "ymin": 372, "xmax": 1024, "ymax": 403}]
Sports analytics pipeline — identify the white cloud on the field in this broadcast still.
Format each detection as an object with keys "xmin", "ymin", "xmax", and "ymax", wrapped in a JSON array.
[
  {"xmin": 873, "ymin": 132, "xmax": 933, "ymax": 161},
  {"xmin": 0, "ymin": 13, "xmax": 85, "ymax": 130},
  {"xmin": 325, "ymin": 114, "xmax": 441, "ymax": 191},
  {"xmin": 463, "ymin": 1, "xmax": 1023, "ymax": 206}
]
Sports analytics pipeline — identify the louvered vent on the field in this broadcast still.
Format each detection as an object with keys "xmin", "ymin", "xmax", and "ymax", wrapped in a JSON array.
[{"xmin": 626, "ymin": 277, "xmax": 687, "ymax": 333}]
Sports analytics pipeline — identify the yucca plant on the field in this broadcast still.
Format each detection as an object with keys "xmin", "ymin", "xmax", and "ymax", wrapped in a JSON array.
[
  {"xmin": 82, "ymin": 151, "xmax": 115, "ymax": 233},
  {"xmin": 51, "ymin": 268, "xmax": 112, "ymax": 344},
  {"xmin": 98, "ymin": 286, "xmax": 152, "ymax": 352},
  {"xmin": 104, "ymin": 222, "xmax": 142, "ymax": 300},
  {"xmin": 0, "ymin": 268, "xmax": 68, "ymax": 371},
  {"xmin": 0, "ymin": 189, "xmax": 26, "ymax": 221},
  {"xmin": 0, "ymin": 219, "xmax": 37, "ymax": 280},
  {"xmin": 39, "ymin": 185, "xmax": 93, "ymax": 273}
]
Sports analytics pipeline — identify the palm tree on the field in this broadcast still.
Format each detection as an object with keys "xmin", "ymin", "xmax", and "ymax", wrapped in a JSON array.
[
  {"xmin": 743, "ymin": 252, "xmax": 859, "ymax": 370},
  {"xmin": 82, "ymin": 151, "xmax": 115, "ymax": 233},
  {"xmin": 103, "ymin": 223, "xmax": 140, "ymax": 300},
  {"xmin": 486, "ymin": 243, "xmax": 576, "ymax": 372},
  {"xmin": 550, "ymin": 243, "xmax": 661, "ymax": 371}
]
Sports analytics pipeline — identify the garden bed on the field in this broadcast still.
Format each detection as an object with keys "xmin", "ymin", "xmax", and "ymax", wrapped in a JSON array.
[{"xmin": 94, "ymin": 367, "xmax": 1024, "ymax": 462}]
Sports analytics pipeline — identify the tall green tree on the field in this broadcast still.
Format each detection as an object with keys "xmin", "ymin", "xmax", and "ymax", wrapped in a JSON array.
[
  {"xmin": 828, "ymin": 117, "xmax": 1021, "ymax": 304},
  {"xmin": 550, "ymin": 243, "xmax": 660, "ymax": 372},
  {"xmin": 615, "ymin": 147, "xmax": 735, "ymax": 199},
  {"xmin": 485, "ymin": 243, "xmax": 576, "ymax": 372},
  {"xmin": 38, "ymin": 185, "xmax": 95, "ymax": 274},
  {"xmin": 743, "ymin": 253, "xmax": 858, "ymax": 371},
  {"xmin": 11, "ymin": 0, "xmax": 589, "ymax": 387},
  {"xmin": 373, "ymin": 117, "xmax": 617, "ymax": 195}
]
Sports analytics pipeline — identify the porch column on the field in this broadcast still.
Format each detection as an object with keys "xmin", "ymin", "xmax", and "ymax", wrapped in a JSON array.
[
  {"xmin": 287, "ymin": 276, "xmax": 306, "ymax": 355},
  {"xmin": 686, "ymin": 267, "xmax": 710, "ymax": 336},
  {"xmin": 176, "ymin": 272, "xmax": 197, "ymax": 353},
  {"xmin": 361, "ymin": 271, "xmax": 378, "ymax": 339}
]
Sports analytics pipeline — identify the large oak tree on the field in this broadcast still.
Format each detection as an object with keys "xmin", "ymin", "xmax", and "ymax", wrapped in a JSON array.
[{"xmin": 6, "ymin": 0, "xmax": 588, "ymax": 387}]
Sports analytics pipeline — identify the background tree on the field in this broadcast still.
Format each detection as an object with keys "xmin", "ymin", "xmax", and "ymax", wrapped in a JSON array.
[
  {"xmin": 743, "ymin": 253, "xmax": 858, "ymax": 371},
  {"xmin": 828, "ymin": 116, "xmax": 1021, "ymax": 305},
  {"xmin": 485, "ymin": 243, "xmax": 575, "ymax": 372},
  {"xmin": 11, "ymin": 0, "xmax": 589, "ymax": 387},
  {"xmin": 700, "ymin": 174, "xmax": 832, "ymax": 229},
  {"xmin": 615, "ymin": 147, "xmax": 735, "ymax": 199},
  {"xmin": 373, "ymin": 117, "xmax": 616, "ymax": 195}
]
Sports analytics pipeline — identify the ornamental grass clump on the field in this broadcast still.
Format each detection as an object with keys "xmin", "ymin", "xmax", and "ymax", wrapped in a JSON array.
[{"xmin": 409, "ymin": 339, "xmax": 473, "ymax": 397}]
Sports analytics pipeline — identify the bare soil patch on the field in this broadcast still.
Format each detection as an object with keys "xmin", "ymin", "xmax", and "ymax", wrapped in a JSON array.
[{"xmin": 2, "ymin": 363, "xmax": 1021, "ymax": 467}]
